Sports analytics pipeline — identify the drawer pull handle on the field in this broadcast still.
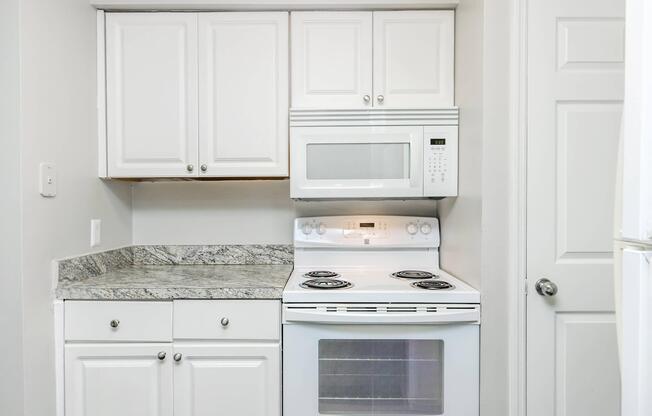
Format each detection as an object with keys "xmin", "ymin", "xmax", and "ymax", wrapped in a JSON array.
[
  {"xmin": 220, "ymin": 317, "xmax": 230, "ymax": 327},
  {"xmin": 109, "ymin": 319, "xmax": 120, "ymax": 328},
  {"xmin": 173, "ymin": 353, "xmax": 182, "ymax": 362},
  {"xmin": 157, "ymin": 351, "xmax": 166, "ymax": 360}
]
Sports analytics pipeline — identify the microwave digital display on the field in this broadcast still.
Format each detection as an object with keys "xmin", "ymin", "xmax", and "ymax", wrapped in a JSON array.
[
  {"xmin": 430, "ymin": 138, "xmax": 446, "ymax": 145},
  {"xmin": 359, "ymin": 223, "xmax": 375, "ymax": 228}
]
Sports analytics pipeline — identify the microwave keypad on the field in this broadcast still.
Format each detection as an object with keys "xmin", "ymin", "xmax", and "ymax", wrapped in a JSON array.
[{"xmin": 427, "ymin": 144, "xmax": 448, "ymax": 184}]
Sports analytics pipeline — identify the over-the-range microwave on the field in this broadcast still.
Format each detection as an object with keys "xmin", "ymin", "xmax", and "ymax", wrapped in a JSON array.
[{"xmin": 290, "ymin": 108, "xmax": 459, "ymax": 199}]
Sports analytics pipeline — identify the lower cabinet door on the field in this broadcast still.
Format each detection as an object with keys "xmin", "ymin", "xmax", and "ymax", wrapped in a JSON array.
[
  {"xmin": 65, "ymin": 344, "xmax": 173, "ymax": 416},
  {"xmin": 173, "ymin": 343, "xmax": 281, "ymax": 416}
]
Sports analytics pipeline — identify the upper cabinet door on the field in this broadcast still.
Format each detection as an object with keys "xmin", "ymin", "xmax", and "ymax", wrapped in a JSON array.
[
  {"xmin": 373, "ymin": 11, "xmax": 455, "ymax": 108},
  {"xmin": 105, "ymin": 13, "xmax": 198, "ymax": 177},
  {"xmin": 291, "ymin": 12, "xmax": 373, "ymax": 109},
  {"xmin": 198, "ymin": 12, "xmax": 289, "ymax": 177}
]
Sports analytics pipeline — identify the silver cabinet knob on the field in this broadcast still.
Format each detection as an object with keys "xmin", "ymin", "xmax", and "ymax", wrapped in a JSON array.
[
  {"xmin": 200, "ymin": 164, "xmax": 208, "ymax": 172},
  {"xmin": 363, "ymin": 95, "xmax": 371, "ymax": 103},
  {"xmin": 535, "ymin": 278, "xmax": 558, "ymax": 297},
  {"xmin": 173, "ymin": 353, "xmax": 182, "ymax": 362},
  {"xmin": 157, "ymin": 351, "xmax": 166, "ymax": 360},
  {"xmin": 186, "ymin": 164, "xmax": 194, "ymax": 172},
  {"xmin": 109, "ymin": 319, "xmax": 120, "ymax": 328},
  {"xmin": 377, "ymin": 95, "xmax": 385, "ymax": 104},
  {"xmin": 220, "ymin": 317, "xmax": 229, "ymax": 327}
]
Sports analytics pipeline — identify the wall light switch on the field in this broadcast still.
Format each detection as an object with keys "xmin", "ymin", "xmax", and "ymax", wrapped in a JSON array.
[
  {"xmin": 39, "ymin": 163, "xmax": 57, "ymax": 197},
  {"xmin": 91, "ymin": 219, "xmax": 101, "ymax": 247}
]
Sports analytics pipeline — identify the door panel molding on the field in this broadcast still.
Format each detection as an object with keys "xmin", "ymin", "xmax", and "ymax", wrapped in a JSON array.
[{"xmin": 526, "ymin": 2, "xmax": 624, "ymax": 416}]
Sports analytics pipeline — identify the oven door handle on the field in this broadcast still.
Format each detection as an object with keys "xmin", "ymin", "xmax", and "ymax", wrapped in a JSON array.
[{"xmin": 283, "ymin": 308, "xmax": 480, "ymax": 324}]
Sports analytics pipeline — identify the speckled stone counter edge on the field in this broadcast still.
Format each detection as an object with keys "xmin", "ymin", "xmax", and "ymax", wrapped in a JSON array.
[
  {"xmin": 55, "ymin": 287, "xmax": 286, "ymax": 300},
  {"xmin": 57, "ymin": 245, "xmax": 294, "ymax": 282}
]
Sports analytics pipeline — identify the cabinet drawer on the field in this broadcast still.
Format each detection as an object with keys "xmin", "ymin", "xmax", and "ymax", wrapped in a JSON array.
[
  {"xmin": 65, "ymin": 301, "xmax": 172, "ymax": 342},
  {"xmin": 173, "ymin": 300, "xmax": 280, "ymax": 340}
]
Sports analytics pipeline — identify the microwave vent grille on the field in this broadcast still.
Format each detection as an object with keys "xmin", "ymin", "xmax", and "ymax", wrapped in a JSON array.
[{"xmin": 290, "ymin": 108, "xmax": 459, "ymax": 127}]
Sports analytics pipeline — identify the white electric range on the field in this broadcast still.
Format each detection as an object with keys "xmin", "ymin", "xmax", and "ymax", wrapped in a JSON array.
[{"xmin": 282, "ymin": 215, "xmax": 480, "ymax": 416}]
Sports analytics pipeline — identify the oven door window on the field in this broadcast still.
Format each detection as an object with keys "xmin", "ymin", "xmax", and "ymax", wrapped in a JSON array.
[
  {"xmin": 306, "ymin": 143, "xmax": 410, "ymax": 180},
  {"xmin": 319, "ymin": 339, "xmax": 443, "ymax": 415}
]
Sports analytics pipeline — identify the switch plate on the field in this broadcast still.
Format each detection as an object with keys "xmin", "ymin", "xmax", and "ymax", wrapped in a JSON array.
[
  {"xmin": 39, "ymin": 163, "xmax": 57, "ymax": 197},
  {"xmin": 90, "ymin": 219, "xmax": 101, "ymax": 247}
]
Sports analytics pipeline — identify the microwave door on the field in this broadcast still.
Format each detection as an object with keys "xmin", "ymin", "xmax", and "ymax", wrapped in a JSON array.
[{"xmin": 290, "ymin": 126, "xmax": 424, "ymax": 199}]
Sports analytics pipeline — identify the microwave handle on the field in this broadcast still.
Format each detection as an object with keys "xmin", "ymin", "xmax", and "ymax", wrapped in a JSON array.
[{"xmin": 283, "ymin": 308, "xmax": 480, "ymax": 325}]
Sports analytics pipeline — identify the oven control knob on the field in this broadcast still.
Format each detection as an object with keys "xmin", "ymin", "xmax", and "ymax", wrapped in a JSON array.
[
  {"xmin": 406, "ymin": 223, "xmax": 418, "ymax": 235},
  {"xmin": 420, "ymin": 223, "xmax": 432, "ymax": 235},
  {"xmin": 316, "ymin": 223, "xmax": 327, "ymax": 235},
  {"xmin": 301, "ymin": 223, "xmax": 313, "ymax": 235}
]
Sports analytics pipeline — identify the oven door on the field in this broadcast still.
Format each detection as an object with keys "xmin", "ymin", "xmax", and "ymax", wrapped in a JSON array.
[
  {"xmin": 282, "ymin": 307, "xmax": 479, "ymax": 416},
  {"xmin": 290, "ymin": 126, "xmax": 424, "ymax": 199}
]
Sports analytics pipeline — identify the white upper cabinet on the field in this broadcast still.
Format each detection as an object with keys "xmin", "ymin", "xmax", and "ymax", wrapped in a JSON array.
[
  {"xmin": 198, "ymin": 13, "xmax": 288, "ymax": 177},
  {"xmin": 290, "ymin": 10, "xmax": 454, "ymax": 109},
  {"xmin": 105, "ymin": 13, "xmax": 198, "ymax": 177},
  {"xmin": 291, "ymin": 12, "xmax": 373, "ymax": 109},
  {"xmin": 102, "ymin": 11, "xmax": 288, "ymax": 178},
  {"xmin": 373, "ymin": 10, "xmax": 454, "ymax": 108}
]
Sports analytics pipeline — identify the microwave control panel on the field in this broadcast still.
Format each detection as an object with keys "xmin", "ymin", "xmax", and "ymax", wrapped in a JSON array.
[{"xmin": 423, "ymin": 126, "xmax": 458, "ymax": 197}]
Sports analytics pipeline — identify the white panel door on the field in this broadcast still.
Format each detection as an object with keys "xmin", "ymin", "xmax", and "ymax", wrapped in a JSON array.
[
  {"xmin": 65, "ymin": 344, "xmax": 173, "ymax": 416},
  {"xmin": 174, "ymin": 343, "xmax": 281, "ymax": 416},
  {"xmin": 198, "ymin": 12, "xmax": 288, "ymax": 177},
  {"xmin": 527, "ymin": 0, "xmax": 625, "ymax": 415},
  {"xmin": 105, "ymin": 13, "xmax": 198, "ymax": 177},
  {"xmin": 373, "ymin": 11, "xmax": 454, "ymax": 108},
  {"xmin": 291, "ymin": 12, "xmax": 373, "ymax": 109}
]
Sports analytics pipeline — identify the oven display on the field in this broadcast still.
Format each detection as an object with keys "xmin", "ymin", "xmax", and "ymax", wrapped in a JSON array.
[
  {"xmin": 430, "ymin": 138, "xmax": 446, "ymax": 145},
  {"xmin": 359, "ymin": 222, "xmax": 375, "ymax": 228}
]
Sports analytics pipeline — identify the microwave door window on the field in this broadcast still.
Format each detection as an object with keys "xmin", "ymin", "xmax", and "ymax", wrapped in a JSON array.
[
  {"xmin": 318, "ymin": 339, "xmax": 444, "ymax": 415},
  {"xmin": 306, "ymin": 143, "xmax": 410, "ymax": 180}
]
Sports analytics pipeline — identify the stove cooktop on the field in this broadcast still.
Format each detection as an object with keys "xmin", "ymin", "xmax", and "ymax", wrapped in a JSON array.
[{"xmin": 283, "ymin": 267, "xmax": 479, "ymax": 303}]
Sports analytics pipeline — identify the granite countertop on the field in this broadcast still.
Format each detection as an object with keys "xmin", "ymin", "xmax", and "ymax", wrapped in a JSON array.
[
  {"xmin": 55, "ymin": 264, "xmax": 293, "ymax": 300},
  {"xmin": 54, "ymin": 245, "xmax": 294, "ymax": 300}
]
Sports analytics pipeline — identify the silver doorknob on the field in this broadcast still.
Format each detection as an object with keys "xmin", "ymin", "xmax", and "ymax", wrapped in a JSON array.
[
  {"xmin": 157, "ymin": 351, "xmax": 166, "ymax": 360},
  {"xmin": 220, "ymin": 317, "xmax": 229, "ymax": 327},
  {"xmin": 173, "ymin": 353, "xmax": 182, "ymax": 362},
  {"xmin": 109, "ymin": 319, "xmax": 120, "ymax": 328},
  {"xmin": 363, "ymin": 95, "xmax": 371, "ymax": 103},
  {"xmin": 377, "ymin": 95, "xmax": 385, "ymax": 104},
  {"xmin": 535, "ymin": 278, "xmax": 558, "ymax": 297},
  {"xmin": 186, "ymin": 164, "xmax": 194, "ymax": 172},
  {"xmin": 200, "ymin": 164, "xmax": 208, "ymax": 172}
]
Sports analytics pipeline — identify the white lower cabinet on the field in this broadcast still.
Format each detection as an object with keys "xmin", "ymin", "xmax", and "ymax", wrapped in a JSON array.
[
  {"xmin": 65, "ymin": 344, "xmax": 173, "ymax": 416},
  {"xmin": 62, "ymin": 300, "xmax": 281, "ymax": 416},
  {"xmin": 173, "ymin": 344, "xmax": 281, "ymax": 416}
]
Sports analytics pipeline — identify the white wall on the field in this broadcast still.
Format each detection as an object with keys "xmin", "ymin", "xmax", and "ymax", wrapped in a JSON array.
[
  {"xmin": 0, "ymin": 0, "xmax": 25, "ymax": 414},
  {"xmin": 437, "ymin": 0, "xmax": 484, "ymax": 291},
  {"xmin": 18, "ymin": 0, "xmax": 133, "ymax": 414},
  {"xmin": 133, "ymin": 180, "xmax": 437, "ymax": 244},
  {"xmin": 438, "ymin": 1, "xmax": 518, "ymax": 415},
  {"xmin": 480, "ymin": 0, "xmax": 515, "ymax": 415}
]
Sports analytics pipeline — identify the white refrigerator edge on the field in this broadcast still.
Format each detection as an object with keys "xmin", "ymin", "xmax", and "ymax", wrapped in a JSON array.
[{"xmin": 615, "ymin": 1, "xmax": 652, "ymax": 415}]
